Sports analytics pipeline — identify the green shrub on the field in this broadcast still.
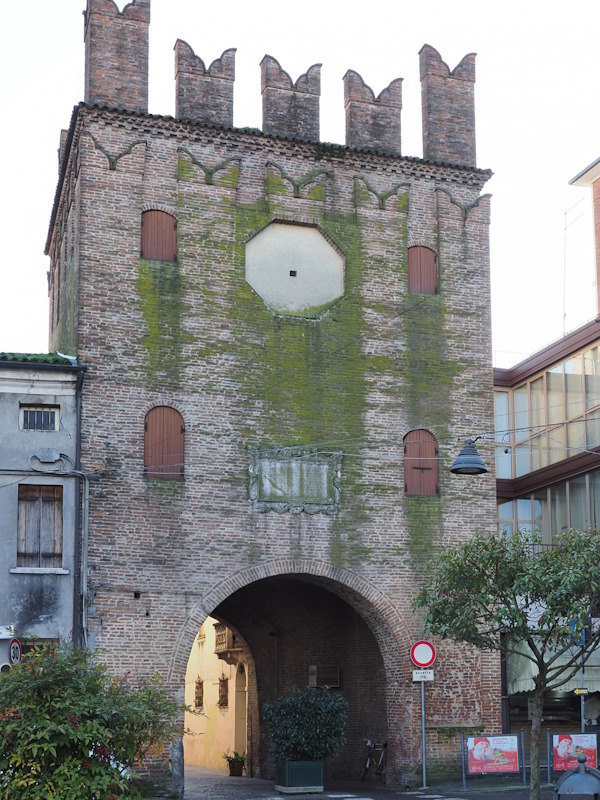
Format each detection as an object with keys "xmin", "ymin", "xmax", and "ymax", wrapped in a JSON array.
[
  {"xmin": 0, "ymin": 644, "xmax": 180, "ymax": 800},
  {"xmin": 262, "ymin": 686, "xmax": 348, "ymax": 762}
]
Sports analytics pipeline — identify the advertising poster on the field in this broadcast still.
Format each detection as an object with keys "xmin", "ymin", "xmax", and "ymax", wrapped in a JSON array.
[
  {"xmin": 553, "ymin": 734, "xmax": 597, "ymax": 771},
  {"xmin": 467, "ymin": 736, "xmax": 519, "ymax": 774}
]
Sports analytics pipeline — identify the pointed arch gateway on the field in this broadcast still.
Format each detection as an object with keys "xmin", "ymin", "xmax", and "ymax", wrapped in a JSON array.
[{"xmin": 172, "ymin": 559, "xmax": 416, "ymax": 783}]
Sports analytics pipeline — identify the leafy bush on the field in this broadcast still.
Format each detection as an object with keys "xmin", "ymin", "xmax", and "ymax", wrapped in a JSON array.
[
  {"xmin": 262, "ymin": 687, "xmax": 348, "ymax": 762},
  {"xmin": 0, "ymin": 644, "xmax": 181, "ymax": 800}
]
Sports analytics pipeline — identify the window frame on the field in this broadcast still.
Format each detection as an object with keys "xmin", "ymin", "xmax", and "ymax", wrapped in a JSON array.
[
  {"xmin": 19, "ymin": 405, "xmax": 60, "ymax": 432},
  {"xmin": 16, "ymin": 484, "xmax": 63, "ymax": 569}
]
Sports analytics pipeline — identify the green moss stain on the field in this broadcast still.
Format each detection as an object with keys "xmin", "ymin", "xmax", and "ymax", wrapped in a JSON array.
[
  {"xmin": 137, "ymin": 259, "xmax": 194, "ymax": 388},
  {"xmin": 219, "ymin": 164, "xmax": 239, "ymax": 191},
  {"xmin": 171, "ymin": 157, "xmax": 475, "ymax": 570},
  {"xmin": 397, "ymin": 272, "xmax": 461, "ymax": 564},
  {"xmin": 401, "ymin": 293, "xmax": 460, "ymax": 431},
  {"xmin": 226, "ymin": 205, "xmax": 380, "ymax": 567},
  {"xmin": 266, "ymin": 171, "xmax": 287, "ymax": 196},
  {"xmin": 177, "ymin": 155, "xmax": 195, "ymax": 182},
  {"xmin": 404, "ymin": 496, "xmax": 442, "ymax": 566},
  {"xmin": 393, "ymin": 191, "xmax": 409, "ymax": 214},
  {"xmin": 307, "ymin": 182, "xmax": 326, "ymax": 202}
]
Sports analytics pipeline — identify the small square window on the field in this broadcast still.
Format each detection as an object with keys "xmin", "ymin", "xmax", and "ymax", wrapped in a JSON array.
[{"xmin": 20, "ymin": 406, "xmax": 59, "ymax": 432}]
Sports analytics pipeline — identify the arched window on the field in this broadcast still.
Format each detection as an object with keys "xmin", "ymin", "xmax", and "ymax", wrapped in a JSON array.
[
  {"xmin": 144, "ymin": 406, "xmax": 184, "ymax": 479},
  {"xmin": 141, "ymin": 210, "xmax": 177, "ymax": 261},
  {"xmin": 404, "ymin": 429, "xmax": 439, "ymax": 496},
  {"xmin": 408, "ymin": 246, "xmax": 437, "ymax": 294}
]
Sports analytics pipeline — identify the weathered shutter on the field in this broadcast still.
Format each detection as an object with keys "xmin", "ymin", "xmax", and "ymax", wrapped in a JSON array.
[
  {"xmin": 141, "ymin": 210, "xmax": 177, "ymax": 261},
  {"xmin": 17, "ymin": 485, "xmax": 62, "ymax": 568},
  {"xmin": 41, "ymin": 486, "xmax": 63, "ymax": 567},
  {"xmin": 144, "ymin": 406, "xmax": 185, "ymax": 479},
  {"xmin": 408, "ymin": 246, "xmax": 437, "ymax": 294},
  {"xmin": 404, "ymin": 430, "xmax": 439, "ymax": 496}
]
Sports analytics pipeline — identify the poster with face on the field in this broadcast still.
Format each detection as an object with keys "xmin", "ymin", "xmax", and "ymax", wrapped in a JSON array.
[
  {"xmin": 553, "ymin": 734, "xmax": 597, "ymax": 771},
  {"xmin": 467, "ymin": 736, "xmax": 520, "ymax": 774}
]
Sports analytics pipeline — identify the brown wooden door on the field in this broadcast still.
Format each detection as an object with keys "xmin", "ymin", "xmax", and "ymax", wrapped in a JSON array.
[
  {"xmin": 408, "ymin": 246, "xmax": 437, "ymax": 294},
  {"xmin": 144, "ymin": 406, "xmax": 184, "ymax": 478},
  {"xmin": 141, "ymin": 210, "xmax": 177, "ymax": 261},
  {"xmin": 404, "ymin": 430, "xmax": 438, "ymax": 495}
]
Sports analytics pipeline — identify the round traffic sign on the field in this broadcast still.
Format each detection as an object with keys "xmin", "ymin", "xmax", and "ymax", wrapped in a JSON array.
[
  {"xmin": 410, "ymin": 640, "xmax": 436, "ymax": 668},
  {"xmin": 8, "ymin": 638, "xmax": 21, "ymax": 666}
]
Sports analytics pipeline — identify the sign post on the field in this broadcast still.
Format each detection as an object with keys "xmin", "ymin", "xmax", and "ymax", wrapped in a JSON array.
[{"xmin": 411, "ymin": 641, "xmax": 436, "ymax": 789}]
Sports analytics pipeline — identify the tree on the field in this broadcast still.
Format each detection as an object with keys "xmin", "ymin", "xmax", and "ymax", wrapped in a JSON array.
[
  {"xmin": 413, "ymin": 528, "xmax": 600, "ymax": 800},
  {"xmin": 0, "ymin": 643, "xmax": 181, "ymax": 800}
]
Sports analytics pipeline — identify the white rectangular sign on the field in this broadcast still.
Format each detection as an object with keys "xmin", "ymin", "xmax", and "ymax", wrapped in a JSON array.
[{"xmin": 412, "ymin": 669, "xmax": 434, "ymax": 682}]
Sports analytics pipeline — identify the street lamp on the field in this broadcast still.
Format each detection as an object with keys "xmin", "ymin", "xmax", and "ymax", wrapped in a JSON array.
[{"xmin": 450, "ymin": 438, "xmax": 488, "ymax": 475}]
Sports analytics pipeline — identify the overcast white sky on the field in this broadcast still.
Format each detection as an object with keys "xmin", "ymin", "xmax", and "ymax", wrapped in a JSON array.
[{"xmin": 1, "ymin": 1, "xmax": 599, "ymax": 367}]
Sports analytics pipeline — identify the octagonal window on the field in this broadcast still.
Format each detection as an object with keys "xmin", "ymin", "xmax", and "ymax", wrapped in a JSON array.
[{"xmin": 245, "ymin": 223, "xmax": 344, "ymax": 315}]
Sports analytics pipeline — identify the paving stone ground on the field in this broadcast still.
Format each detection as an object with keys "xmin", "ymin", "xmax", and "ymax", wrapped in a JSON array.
[{"xmin": 179, "ymin": 766, "xmax": 556, "ymax": 800}]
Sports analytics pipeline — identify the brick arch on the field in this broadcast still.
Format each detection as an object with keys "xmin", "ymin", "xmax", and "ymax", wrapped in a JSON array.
[
  {"xmin": 140, "ymin": 202, "xmax": 178, "ymax": 218},
  {"xmin": 168, "ymin": 558, "xmax": 418, "ymax": 780},
  {"xmin": 407, "ymin": 238, "xmax": 436, "ymax": 252},
  {"xmin": 138, "ymin": 399, "xmax": 187, "ymax": 423},
  {"xmin": 167, "ymin": 557, "xmax": 412, "ymax": 683}
]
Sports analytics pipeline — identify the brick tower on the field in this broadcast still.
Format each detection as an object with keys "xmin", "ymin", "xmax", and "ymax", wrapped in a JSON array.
[{"xmin": 46, "ymin": 0, "xmax": 497, "ymax": 789}]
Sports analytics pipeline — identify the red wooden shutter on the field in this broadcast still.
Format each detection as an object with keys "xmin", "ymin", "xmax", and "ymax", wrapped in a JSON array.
[
  {"xmin": 408, "ymin": 246, "xmax": 437, "ymax": 294},
  {"xmin": 144, "ymin": 406, "xmax": 184, "ymax": 479},
  {"xmin": 404, "ymin": 430, "xmax": 438, "ymax": 496},
  {"xmin": 141, "ymin": 210, "xmax": 177, "ymax": 261}
]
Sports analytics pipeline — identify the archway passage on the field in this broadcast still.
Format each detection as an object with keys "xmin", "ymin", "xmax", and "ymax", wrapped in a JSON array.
[
  {"xmin": 202, "ymin": 575, "xmax": 389, "ymax": 781},
  {"xmin": 183, "ymin": 618, "xmax": 249, "ymax": 771}
]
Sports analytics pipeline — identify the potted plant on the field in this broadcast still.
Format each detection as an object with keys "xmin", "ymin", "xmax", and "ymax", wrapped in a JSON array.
[
  {"xmin": 223, "ymin": 750, "xmax": 246, "ymax": 777},
  {"xmin": 262, "ymin": 687, "xmax": 348, "ymax": 794}
]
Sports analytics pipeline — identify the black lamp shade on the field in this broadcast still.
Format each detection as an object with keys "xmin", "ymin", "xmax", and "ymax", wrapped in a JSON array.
[{"xmin": 450, "ymin": 441, "xmax": 488, "ymax": 475}]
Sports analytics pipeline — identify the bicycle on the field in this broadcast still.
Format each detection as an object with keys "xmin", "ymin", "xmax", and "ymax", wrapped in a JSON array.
[{"xmin": 360, "ymin": 739, "xmax": 387, "ymax": 781}]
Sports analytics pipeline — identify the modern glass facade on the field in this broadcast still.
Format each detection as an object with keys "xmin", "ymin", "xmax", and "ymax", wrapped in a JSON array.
[
  {"xmin": 497, "ymin": 468, "xmax": 600, "ymax": 542},
  {"xmin": 495, "ymin": 339, "xmax": 600, "ymax": 543},
  {"xmin": 495, "ymin": 345, "xmax": 600, "ymax": 480}
]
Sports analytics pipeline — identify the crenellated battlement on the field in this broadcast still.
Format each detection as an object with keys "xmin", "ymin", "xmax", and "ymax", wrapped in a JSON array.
[
  {"xmin": 344, "ymin": 70, "xmax": 403, "ymax": 155},
  {"xmin": 83, "ymin": 0, "xmax": 478, "ymax": 166},
  {"xmin": 260, "ymin": 56, "xmax": 322, "ymax": 142},
  {"xmin": 84, "ymin": 0, "xmax": 150, "ymax": 113},
  {"xmin": 175, "ymin": 41, "xmax": 236, "ymax": 127},
  {"xmin": 419, "ymin": 44, "xmax": 477, "ymax": 166}
]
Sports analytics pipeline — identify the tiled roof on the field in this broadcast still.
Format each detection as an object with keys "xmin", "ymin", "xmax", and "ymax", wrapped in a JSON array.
[{"xmin": 0, "ymin": 352, "xmax": 76, "ymax": 366}]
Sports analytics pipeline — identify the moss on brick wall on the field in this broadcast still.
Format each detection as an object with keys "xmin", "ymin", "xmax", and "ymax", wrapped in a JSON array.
[
  {"xmin": 170, "ymin": 150, "xmax": 482, "ymax": 567},
  {"xmin": 137, "ymin": 258, "xmax": 194, "ymax": 388}
]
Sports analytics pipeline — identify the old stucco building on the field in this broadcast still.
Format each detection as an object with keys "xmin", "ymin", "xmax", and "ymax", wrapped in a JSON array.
[
  {"xmin": 0, "ymin": 353, "xmax": 83, "ymax": 649},
  {"xmin": 43, "ymin": 0, "xmax": 498, "ymax": 786}
]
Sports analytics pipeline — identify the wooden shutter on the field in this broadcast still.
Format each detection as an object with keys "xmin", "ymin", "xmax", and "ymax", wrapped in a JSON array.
[
  {"xmin": 404, "ymin": 430, "xmax": 439, "ymax": 496},
  {"xmin": 141, "ymin": 210, "xmax": 177, "ymax": 261},
  {"xmin": 144, "ymin": 406, "xmax": 185, "ymax": 479},
  {"xmin": 17, "ymin": 485, "xmax": 63, "ymax": 568},
  {"xmin": 408, "ymin": 246, "xmax": 437, "ymax": 294}
]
